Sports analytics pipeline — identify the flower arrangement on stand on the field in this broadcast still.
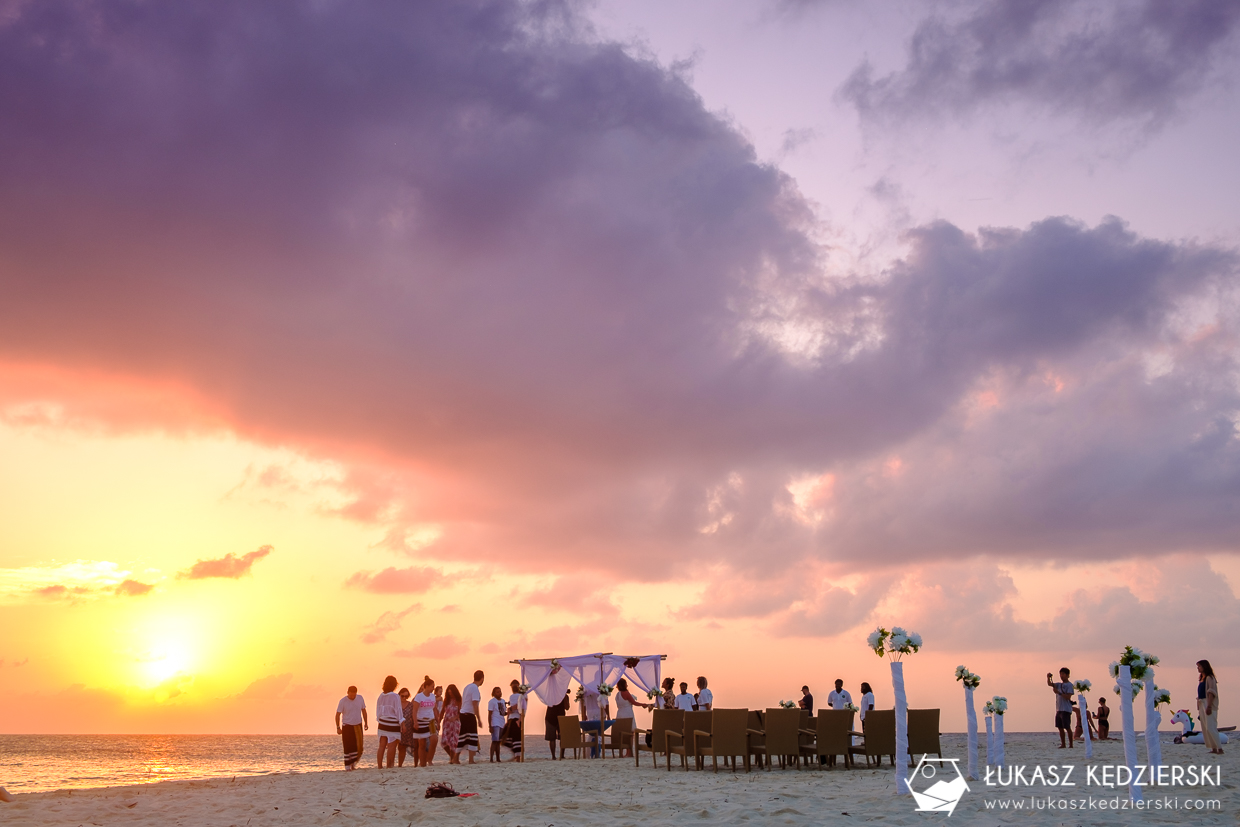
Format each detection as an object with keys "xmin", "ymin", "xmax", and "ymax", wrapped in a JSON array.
[
  {"xmin": 990, "ymin": 696, "xmax": 1007, "ymax": 768},
  {"xmin": 1110, "ymin": 652, "xmax": 1145, "ymax": 803},
  {"xmin": 956, "ymin": 666, "xmax": 981, "ymax": 779},
  {"xmin": 778, "ymin": 700, "xmax": 798, "ymax": 709},
  {"xmin": 1074, "ymin": 679, "xmax": 1093, "ymax": 758},
  {"xmin": 867, "ymin": 626, "xmax": 923, "ymax": 795},
  {"xmin": 574, "ymin": 686, "xmax": 585, "ymax": 703}
]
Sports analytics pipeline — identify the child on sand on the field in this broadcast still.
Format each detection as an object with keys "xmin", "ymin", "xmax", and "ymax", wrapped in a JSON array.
[
  {"xmin": 488, "ymin": 687, "xmax": 507, "ymax": 762},
  {"xmin": 1047, "ymin": 668, "xmax": 1074, "ymax": 748}
]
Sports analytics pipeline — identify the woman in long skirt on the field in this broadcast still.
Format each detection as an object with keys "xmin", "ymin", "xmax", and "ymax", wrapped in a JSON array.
[
  {"xmin": 441, "ymin": 684, "xmax": 463, "ymax": 764},
  {"xmin": 398, "ymin": 687, "xmax": 415, "ymax": 767},
  {"xmin": 1198, "ymin": 660, "xmax": 1223, "ymax": 754}
]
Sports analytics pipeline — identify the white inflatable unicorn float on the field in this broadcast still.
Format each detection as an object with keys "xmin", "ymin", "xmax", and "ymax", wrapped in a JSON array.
[{"xmin": 1171, "ymin": 709, "xmax": 1229, "ymax": 745}]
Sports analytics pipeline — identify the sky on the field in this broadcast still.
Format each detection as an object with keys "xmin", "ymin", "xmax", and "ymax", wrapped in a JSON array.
[{"xmin": 1, "ymin": 0, "xmax": 1239, "ymax": 734}]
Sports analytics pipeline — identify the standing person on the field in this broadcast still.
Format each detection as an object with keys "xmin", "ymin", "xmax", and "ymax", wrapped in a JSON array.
[
  {"xmin": 799, "ymin": 685, "xmax": 814, "ymax": 714},
  {"xmin": 1095, "ymin": 697, "xmax": 1110, "ymax": 740},
  {"xmin": 488, "ymin": 686, "xmax": 507, "ymax": 762},
  {"xmin": 427, "ymin": 685, "xmax": 443, "ymax": 765},
  {"xmin": 1047, "ymin": 668, "xmax": 1074, "ymax": 749},
  {"xmin": 397, "ymin": 687, "xmax": 414, "ymax": 767},
  {"xmin": 696, "ymin": 676, "xmax": 713, "ymax": 711},
  {"xmin": 660, "ymin": 677, "xmax": 676, "ymax": 710},
  {"xmin": 459, "ymin": 670, "xmax": 484, "ymax": 763},
  {"xmin": 545, "ymin": 689, "xmax": 571, "ymax": 759},
  {"xmin": 376, "ymin": 675, "xmax": 403, "ymax": 768},
  {"xmin": 334, "ymin": 685, "xmax": 368, "ymax": 770},
  {"xmin": 614, "ymin": 679, "xmax": 649, "ymax": 758},
  {"xmin": 412, "ymin": 676, "xmax": 437, "ymax": 767},
  {"xmin": 441, "ymin": 684, "xmax": 463, "ymax": 764},
  {"xmin": 1199, "ymin": 660, "xmax": 1223, "ymax": 754},
  {"xmin": 674, "ymin": 681, "xmax": 695, "ymax": 711},
  {"xmin": 827, "ymin": 679, "xmax": 852, "ymax": 709},
  {"xmin": 859, "ymin": 682, "xmax": 875, "ymax": 721},
  {"xmin": 503, "ymin": 680, "xmax": 526, "ymax": 761}
]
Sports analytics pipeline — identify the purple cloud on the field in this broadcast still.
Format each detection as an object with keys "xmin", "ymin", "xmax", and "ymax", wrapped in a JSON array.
[
  {"xmin": 841, "ymin": 0, "xmax": 1240, "ymax": 128},
  {"xmin": 179, "ymin": 545, "xmax": 272, "ymax": 580},
  {"xmin": 0, "ymin": 0, "xmax": 1236, "ymax": 582}
]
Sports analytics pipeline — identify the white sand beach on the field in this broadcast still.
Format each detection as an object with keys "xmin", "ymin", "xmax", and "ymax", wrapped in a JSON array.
[{"xmin": 2, "ymin": 734, "xmax": 1231, "ymax": 826}]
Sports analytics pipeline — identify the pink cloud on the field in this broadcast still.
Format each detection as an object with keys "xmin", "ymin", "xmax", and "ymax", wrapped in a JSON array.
[
  {"xmin": 179, "ymin": 545, "xmax": 272, "ymax": 580},
  {"xmin": 114, "ymin": 579, "xmax": 155, "ymax": 597},
  {"xmin": 360, "ymin": 604, "xmax": 421, "ymax": 645},
  {"xmin": 394, "ymin": 635, "xmax": 467, "ymax": 660},
  {"xmin": 344, "ymin": 566, "xmax": 446, "ymax": 594}
]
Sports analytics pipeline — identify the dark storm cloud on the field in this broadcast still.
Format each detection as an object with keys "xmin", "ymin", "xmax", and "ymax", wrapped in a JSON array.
[{"xmin": 841, "ymin": 0, "xmax": 1240, "ymax": 128}]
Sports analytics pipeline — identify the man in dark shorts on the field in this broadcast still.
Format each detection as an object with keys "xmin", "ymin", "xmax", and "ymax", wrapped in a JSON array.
[{"xmin": 1047, "ymin": 668, "xmax": 1074, "ymax": 748}]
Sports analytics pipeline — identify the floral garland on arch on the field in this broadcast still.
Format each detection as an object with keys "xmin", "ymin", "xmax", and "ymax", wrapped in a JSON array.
[{"xmin": 516, "ymin": 683, "xmax": 531, "ymax": 695}]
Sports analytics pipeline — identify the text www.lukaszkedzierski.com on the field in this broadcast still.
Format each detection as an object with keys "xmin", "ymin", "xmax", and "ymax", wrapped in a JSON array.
[{"xmin": 985, "ymin": 796, "xmax": 1221, "ymax": 811}]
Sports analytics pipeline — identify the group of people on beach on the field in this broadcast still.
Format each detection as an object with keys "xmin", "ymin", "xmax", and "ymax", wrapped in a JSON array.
[
  {"xmin": 1047, "ymin": 660, "xmax": 1222, "ymax": 754},
  {"xmin": 334, "ymin": 671, "xmax": 529, "ymax": 770}
]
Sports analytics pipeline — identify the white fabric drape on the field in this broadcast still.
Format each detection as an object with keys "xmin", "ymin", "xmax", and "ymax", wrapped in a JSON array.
[
  {"xmin": 964, "ymin": 685, "xmax": 978, "ymax": 780},
  {"xmin": 1118, "ymin": 665, "xmax": 1144, "ymax": 803},
  {"xmin": 985, "ymin": 715, "xmax": 994, "ymax": 765},
  {"xmin": 1078, "ymin": 693, "xmax": 1093, "ymax": 759},
  {"xmin": 892, "ymin": 661, "xmax": 909, "ymax": 795},
  {"xmin": 515, "ymin": 653, "xmax": 662, "ymax": 707},
  {"xmin": 1143, "ymin": 670, "xmax": 1162, "ymax": 774},
  {"xmin": 994, "ymin": 712, "xmax": 1005, "ymax": 768}
]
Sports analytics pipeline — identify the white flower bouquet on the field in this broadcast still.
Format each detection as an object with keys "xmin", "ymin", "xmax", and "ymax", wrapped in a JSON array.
[
  {"xmin": 955, "ymin": 665, "xmax": 981, "ymax": 688},
  {"xmin": 1110, "ymin": 646, "xmax": 1158, "ymax": 681},
  {"xmin": 983, "ymin": 700, "xmax": 996, "ymax": 716},
  {"xmin": 574, "ymin": 686, "xmax": 584, "ymax": 702},
  {"xmin": 1073, "ymin": 679, "xmax": 1092, "ymax": 693},
  {"xmin": 991, "ymin": 696, "xmax": 1007, "ymax": 716},
  {"xmin": 844, "ymin": 702, "xmax": 859, "ymax": 712},
  {"xmin": 1113, "ymin": 682, "xmax": 1141, "ymax": 699},
  {"xmin": 867, "ymin": 626, "xmax": 923, "ymax": 660},
  {"xmin": 1153, "ymin": 686, "xmax": 1171, "ymax": 707},
  {"xmin": 597, "ymin": 683, "xmax": 613, "ymax": 696},
  {"xmin": 550, "ymin": 658, "xmax": 561, "ymax": 674},
  {"xmin": 778, "ymin": 700, "xmax": 798, "ymax": 709},
  {"xmin": 646, "ymin": 688, "xmax": 661, "ymax": 700},
  {"xmin": 517, "ymin": 683, "xmax": 531, "ymax": 695}
]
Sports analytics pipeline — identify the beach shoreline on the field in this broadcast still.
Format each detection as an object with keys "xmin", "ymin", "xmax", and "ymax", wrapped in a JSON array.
[{"xmin": 2, "ymin": 733, "xmax": 1230, "ymax": 826}]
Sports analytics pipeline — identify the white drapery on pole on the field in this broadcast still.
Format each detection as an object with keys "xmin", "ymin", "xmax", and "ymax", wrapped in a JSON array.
[
  {"xmin": 892, "ymin": 661, "xmax": 909, "ymax": 794},
  {"xmin": 985, "ymin": 715, "xmax": 994, "ymax": 765},
  {"xmin": 994, "ymin": 712, "xmax": 1005, "ymax": 768},
  {"xmin": 964, "ymin": 686, "xmax": 978, "ymax": 780},
  {"xmin": 1078, "ymin": 693, "xmax": 1093, "ymax": 759},
  {"xmin": 514, "ymin": 653, "xmax": 664, "ymax": 706},
  {"xmin": 1118, "ymin": 665, "xmax": 1144, "ymax": 803},
  {"xmin": 1143, "ymin": 670, "xmax": 1162, "ymax": 778}
]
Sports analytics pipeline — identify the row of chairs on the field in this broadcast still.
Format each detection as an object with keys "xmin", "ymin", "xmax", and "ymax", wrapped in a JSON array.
[{"xmin": 555, "ymin": 708, "xmax": 941, "ymax": 771}]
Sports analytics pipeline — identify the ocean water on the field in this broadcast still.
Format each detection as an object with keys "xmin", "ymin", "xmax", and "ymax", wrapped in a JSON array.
[{"xmin": 0, "ymin": 734, "xmax": 525, "ymax": 793}]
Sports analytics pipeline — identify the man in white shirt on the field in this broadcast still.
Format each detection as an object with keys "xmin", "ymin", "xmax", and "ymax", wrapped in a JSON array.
[
  {"xmin": 674, "ymin": 681, "xmax": 695, "ymax": 711},
  {"xmin": 334, "ymin": 685, "xmax": 368, "ymax": 770},
  {"xmin": 696, "ymin": 676, "xmax": 713, "ymax": 711},
  {"xmin": 827, "ymin": 679, "xmax": 853, "ymax": 709},
  {"xmin": 459, "ymin": 670, "xmax": 484, "ymax": 764}
]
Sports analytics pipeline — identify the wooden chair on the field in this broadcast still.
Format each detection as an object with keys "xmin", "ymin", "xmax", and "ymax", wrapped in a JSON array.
[
  {"xmin": 814, "ymin": 709, "xmax": 859, "ymax": 769},
  {"xmin": 635, "ymin": 709, "xmax": 683, "ymax": 769},
  {"xmin": 666, "ymin": 711, "xmax": 711, "ymax": 771},
  {"xmin": 850, "ymin": 710, "xmax": 896, "ymax": 767},
  {"xmin": 747, "ymin": 709, "xmax": 767, "ymax": 769},
  {"xmin": 907, "ymin": 709, "xmax": 943, "ymax": 765},
  {"xmin": 558, "ymin": 714, "xmax": 585, "ymax": 759},
  {"xmin": 607, "ymin": 717, "xmax": 634, "ymax": 758},
  {"xmin": 695, "ymin": 709, "xmax": 758, "ymax": 772},
  {"xmin": 763, "ymin": 708, "xmax": 815, "ymax": 769}
]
